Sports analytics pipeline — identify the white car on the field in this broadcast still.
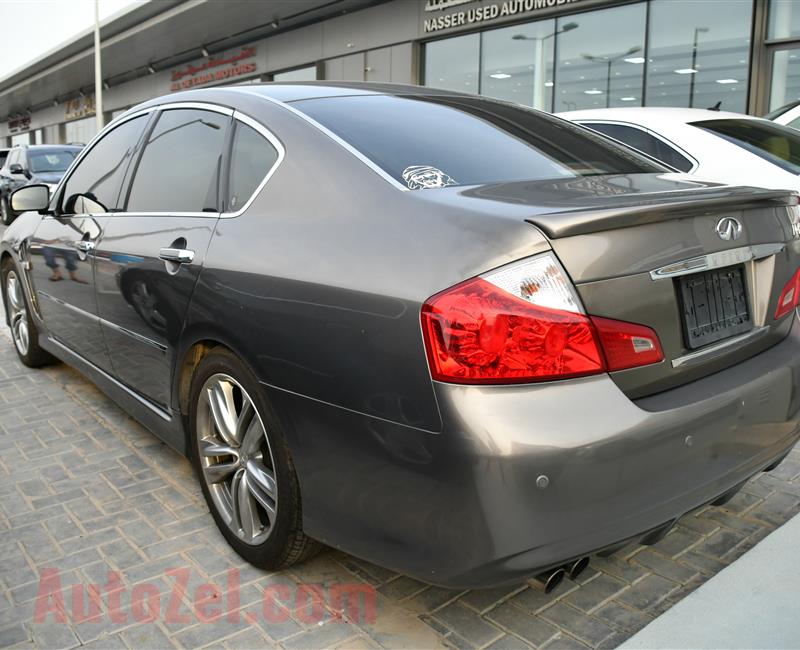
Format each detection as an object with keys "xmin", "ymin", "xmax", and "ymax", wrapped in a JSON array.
[
  {"xmin": 558, "ymin": 107, "xmax": 800, "ymax": 192},
  {"xmin": 765, "ymin": 101, "xmax": 800, "ymax": 131}
]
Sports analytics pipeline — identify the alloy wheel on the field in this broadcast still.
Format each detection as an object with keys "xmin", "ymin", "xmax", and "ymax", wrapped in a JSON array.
[
  {"xmin": 6, "ymin": 270, "xmax": 29, "ymax": 356},
  {"xmin": 196, "ymin": 373, "xmax": 278, "ymax": 545}
]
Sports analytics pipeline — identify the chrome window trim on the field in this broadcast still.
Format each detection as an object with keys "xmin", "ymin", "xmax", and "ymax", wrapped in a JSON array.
[
  {"xmin": 578, "ymin": 119, "xmax": 699, "ymax": 173},
  {"xmin": 649, "ymin": 243, "xmax": 786, "ymax": 280},
  {"xmin": 220, "ymin": 110, "xmax": 287, "ymax": 219},
  {"xmin": 671, "ymin": 326, "xmax": 770, "ymax": 369},
  {"xmin": 235, "ymin": 88, "xmax": 410, "ymax": 192}
]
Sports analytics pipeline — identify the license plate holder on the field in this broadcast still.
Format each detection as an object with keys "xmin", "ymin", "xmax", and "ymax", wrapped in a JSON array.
[{"xmin": 679, "ymin": 265, "xmax": 752, "ymax": 350}]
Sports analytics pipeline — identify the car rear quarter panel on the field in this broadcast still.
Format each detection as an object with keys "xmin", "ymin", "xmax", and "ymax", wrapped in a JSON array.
[{"xmin": 182, "ymin": 94, "xmax": 551, "ymax": 434}]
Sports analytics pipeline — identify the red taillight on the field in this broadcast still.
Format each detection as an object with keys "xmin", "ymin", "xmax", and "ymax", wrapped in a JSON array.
[
  {"xmin": 421, "ymin": 253, "xmax": 664, "ymax": 384},
  {"xmin": 775, "ymin": 268, "xmax": 800, "ymax": 320},
  {"xmin": 591, "ymin": 316, "xmax": 664, "ymax": 372}
]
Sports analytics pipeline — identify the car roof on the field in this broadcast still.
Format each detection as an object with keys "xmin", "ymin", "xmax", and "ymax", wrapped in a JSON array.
[
  {"xmin": 13, "ymin": 144, "xmax": 83, "ymax": 151},
  {"xmin": 229, "ymin": 81, "xmax": 472, "ymax": 103},
  {"xmin": 557, "ymin": 106, "xmax": 765, "ymax": 126}
]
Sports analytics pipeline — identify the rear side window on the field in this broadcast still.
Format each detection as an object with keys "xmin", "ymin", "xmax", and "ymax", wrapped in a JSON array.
[
  {"xmin": 691, "ymin": 118, "xmax": 800, "ymax": 175},
  {"xmin": 227, "ymin": 122, "xmax": 279, "ymax": 211},
  {"xmin": 583, "ymin": 122, "xmax": 695, "ymax": 173},
  {"xmin": 127, "ymin": 108, "xmax": 229, "ymax": 213},
  {"xmin": 61, "ymin": 116, "xmax": 147, "ymax": 213},
  {"xmin": 293, "ymin": 94, "xmax": 662, "ymax": 189}
]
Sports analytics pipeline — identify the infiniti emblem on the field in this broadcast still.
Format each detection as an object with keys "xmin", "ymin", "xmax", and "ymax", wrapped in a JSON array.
[{"xmin": 716, "ymin": 217, "xmax": 742, "ymax": 241}]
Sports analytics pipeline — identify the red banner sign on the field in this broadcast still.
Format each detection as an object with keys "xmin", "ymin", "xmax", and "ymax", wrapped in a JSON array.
[{"xmin": 170, "ymin": 47, "xmax": 258, "ymax": 91}]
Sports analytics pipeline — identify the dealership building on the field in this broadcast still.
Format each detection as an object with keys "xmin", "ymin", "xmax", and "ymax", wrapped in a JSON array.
[{"xmin": 1, "ymin": 0, "xmax": 800, "ymax": 146}]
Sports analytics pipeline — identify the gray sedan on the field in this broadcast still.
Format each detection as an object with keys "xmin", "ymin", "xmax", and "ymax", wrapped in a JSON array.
[{"xmin": 3, "ymin": 82, "xmax": 800, "ymax": 588}]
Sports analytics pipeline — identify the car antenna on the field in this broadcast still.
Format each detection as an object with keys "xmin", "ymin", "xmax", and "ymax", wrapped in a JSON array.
[{"xmin": 707, "ymin": 101, "xmax": 722, "ymax": 111}]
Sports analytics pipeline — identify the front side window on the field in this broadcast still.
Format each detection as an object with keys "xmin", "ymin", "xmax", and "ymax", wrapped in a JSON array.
[
  {"xmin": 294, "ymin": 94, "xmax": 662, "ymax": 189},
  {"xmin": 29, "ymin": 150, "xmax": 78, "ymax": 174},
  {"xmin": 61, "ymin": 116, "xmax": 147, "ymax": 214},
  {"xmin": 692, "ymin": 118, "xmax": 800, "ymax": 175},
  {"xmin": 583, "ymin": 122, "xmax": 695, "ymax": 172},
  {"xmin": 227, "ymin": 122, "xmax": 279, "ymax": 211},
  {"xmin": 126, "ymin": 109, "xmax": 229, "ymax": 213}
]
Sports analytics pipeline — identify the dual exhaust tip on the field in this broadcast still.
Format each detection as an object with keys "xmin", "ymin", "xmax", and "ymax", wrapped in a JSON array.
[{"xmin": 536, "ymin": 557, "xmax": 590, "ymax": 593}]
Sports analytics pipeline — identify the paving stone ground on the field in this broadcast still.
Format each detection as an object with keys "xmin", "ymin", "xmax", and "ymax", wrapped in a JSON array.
[{"xmin": 1, "ymin": 277, "xmax": 800, "ymax": 649}]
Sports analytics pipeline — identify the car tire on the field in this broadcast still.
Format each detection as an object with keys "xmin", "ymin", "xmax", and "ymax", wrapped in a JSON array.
[
  {"xmin": 0, "ymin": 196, "xmax": 14, "ymax": 226},
  {"xmin": 2, "ymin": 258, "xmax": 56, "ymax": 367},
  {"xmin": 188, "ymin": 347, "xmax": 321, "ymax": 569}
]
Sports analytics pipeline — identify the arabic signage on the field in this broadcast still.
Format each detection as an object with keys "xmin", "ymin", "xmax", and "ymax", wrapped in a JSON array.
[
  {"xmin": 65, "ymin": 95, "xmax": 95, "ymax": 121},
  {"xmin": 424, "ymin": 0, "xmax": 584, "ymax": 33},
  {"xmin": 170, "ymin": 47, "xmax": 259, "ymax": 91},
  {"xmin": 9, "ymin": 116, "xmax": 31, "ymax": 133}
]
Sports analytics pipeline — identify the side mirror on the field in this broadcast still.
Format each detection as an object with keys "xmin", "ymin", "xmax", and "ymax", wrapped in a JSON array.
[
  {"xmin": 9, "ymin": 163, "xmax": 26, "ymax": 175},
  {"xmin": 63, "ymin": 193, "xmax": 107, "ymax": 215},
  {"xmin": 10, "ymin": 184, "xmax": 49, "ymax": 213}
]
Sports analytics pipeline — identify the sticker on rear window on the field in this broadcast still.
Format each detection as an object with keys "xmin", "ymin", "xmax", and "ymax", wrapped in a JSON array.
[{"xmin": 402, "ymin": 165, "xmax": 456, "ymax": 190}]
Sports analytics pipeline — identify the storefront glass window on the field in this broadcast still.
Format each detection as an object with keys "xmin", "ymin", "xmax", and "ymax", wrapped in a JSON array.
[
  {"xmin": 424, "ymin": 32, "xmax": 480, "ymax": 94},
  {"xmin": 769, "ymin": 48, "xmax": 800, "ymax": 110},
  {"xmin": 554, "ymin": 3, "xmax": 646, "ymax": 112},
  {"xmin": 646, "ymin": 0, "xmax": 752, "ymax": 112},
  {"xmin": 65, "ymin": 116, "xmax": 97, "ymax": 146},
  {"xmin": 273, "ymin": 65, "xmax": 317, "ymax": 82},
  {"xmin": 480, "ymin": 20, "xmax": 555, "ymax": 111},
  {"xmin": 769, "ymin": 0, "xmax": 800, "ymax": 40}
]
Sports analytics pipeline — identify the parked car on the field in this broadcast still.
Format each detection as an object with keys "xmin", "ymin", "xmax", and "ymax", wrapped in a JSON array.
[
  {"xmin": 3, "ymin": 83, "xmax": 800, "ymax": 589},
  {"xmin": 559, "ymin": 107, "xmax": 800, "ymax": 192},
  {"xmin": 0, "ymin": 144, "xmax": 82, "ymax": 225},
  {"xmin": 765, "ymin": 100, "xmax": 800, "ymax": 131}
]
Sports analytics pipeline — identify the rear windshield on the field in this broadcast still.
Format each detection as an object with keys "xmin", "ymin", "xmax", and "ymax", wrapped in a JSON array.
[
  {"xmin": 30, "ymin": 150, "xmax": 79, "ymax": 173},
  {"xmin": 292, "ymin": 94, "xmax": 663, "ymax": 189},
  {"xmin": 691, "ymin": 118, "xmax": 800, "ymax": 175}
]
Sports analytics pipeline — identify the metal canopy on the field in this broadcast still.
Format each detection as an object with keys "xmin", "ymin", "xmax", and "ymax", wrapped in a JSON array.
[{"xmin": 1, "ymin": 0, "xmax": 384, "ymax": 121}]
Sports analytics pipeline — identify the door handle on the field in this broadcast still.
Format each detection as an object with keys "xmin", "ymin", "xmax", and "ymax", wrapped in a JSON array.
[
  {"xmin": 74, "ymin": 240, "xmax": 95, "ymax": 252},
  {"xmin": 159, "ymin": 247, "xmax": 195, "ymax": 264}
]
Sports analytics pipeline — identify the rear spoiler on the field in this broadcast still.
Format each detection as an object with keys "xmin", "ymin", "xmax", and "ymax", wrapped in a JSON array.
[{"xmin": 525, "ymin": 187, "xmax": 796, "ymax": 239}]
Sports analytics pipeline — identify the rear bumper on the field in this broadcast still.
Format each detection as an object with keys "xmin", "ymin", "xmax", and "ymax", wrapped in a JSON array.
[{"xmin": 273, "ymin": 315, "xmax": 800, "ymax": 588}]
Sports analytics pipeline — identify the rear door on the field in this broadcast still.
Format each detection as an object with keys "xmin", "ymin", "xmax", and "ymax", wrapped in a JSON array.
[
  {"xmin": 27, "ymin": 114, "xmax": 150, "ymax": 369},
  {"xmin": 92, "ymin": 106, "xmax": 231, "ymax": 409}
]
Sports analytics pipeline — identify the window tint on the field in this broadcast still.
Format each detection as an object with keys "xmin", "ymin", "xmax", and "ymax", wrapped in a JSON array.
[
  {"xmin": 62, "ymin": 116, "xmax": 146, "ymax": 213},
  {"xmin": 294, "ymin": 94, "xmax": 662, "ymax": 189},
  {"xmin": 127, "ymin": 109, "xmax": 228, "ymax": 213},
  {"xmin": 692, "ymin": 118, "xmax": 800, "ymax": 175},
  {"xmin": 584, "ymin": 122, "xmax": 694, "ymax": 172},
  {"xmin": 30, "ymin": 150, "xmax": 78, "ymax": 173},
  {"xmin": 0, "ymin": 151, "xmax": 8, "ymax": 167},
  {"xmin": 227, "ymin": 122, "xmax": 279, "ymax": 211}
]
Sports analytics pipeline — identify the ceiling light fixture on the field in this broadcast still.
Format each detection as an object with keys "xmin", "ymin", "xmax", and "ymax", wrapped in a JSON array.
[
  {"xmin": 584, "ymin": 89, "xmax": 603, "ymax": 95},
  {"xmin": 147, "ymin": 65, "xmax": 156, "ymax": 74},
  {"xmin": 715, "ymin": 78, "xmax": 738, "ymax": 84},
  {"xmin": 490, "ymin": 72, "xmax": 511, "ymax": 79},
  {"xmin": 624, "ymin": 57, "xmax": 646, "ymax": 64},
  {"xmin": 674, "ymin": 68, "xmax": 697, "ymax": 74},
  {"xmin": 620, "ymin": 96, "xmax": 637, "ymax": 101},
  {"xmin": 201, "ymin": 46, "xmax": 209, "ymax": 57}
]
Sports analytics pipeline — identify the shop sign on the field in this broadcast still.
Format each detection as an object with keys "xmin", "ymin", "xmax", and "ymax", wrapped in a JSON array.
[
  {"xmin": 9, "ymin": 116, "xmax": 31, "ymax": 133},
  {"xmin": 65, "ymin": 95, "xmax": 95, "ymax": 121},
  {"xmin": 170, "ymin": 46, "xmax": 258, "ymax": 91},
  {"xmin": 424, "ymin": 0, "xmax": 584, "ymax": 33}
]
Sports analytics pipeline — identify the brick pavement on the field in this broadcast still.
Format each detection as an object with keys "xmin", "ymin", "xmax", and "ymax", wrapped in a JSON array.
[{"xmin": 1, "ymin": 297, "xmax": 799, "ymax": 649}]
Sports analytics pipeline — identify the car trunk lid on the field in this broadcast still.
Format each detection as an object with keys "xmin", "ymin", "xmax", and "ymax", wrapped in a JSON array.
[{"xmin": 456, "ymin": 175, "xmax": 800, "ymax": 398}]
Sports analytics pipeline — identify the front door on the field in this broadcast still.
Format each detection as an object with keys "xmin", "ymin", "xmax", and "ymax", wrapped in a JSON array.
[
  {"xmin": 27, "ymin": 113, "xmax": 151, "ymax": 369},
  {"xmin": 93, "ymin": 107, "xmax": 230, "ymax": 409}
]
